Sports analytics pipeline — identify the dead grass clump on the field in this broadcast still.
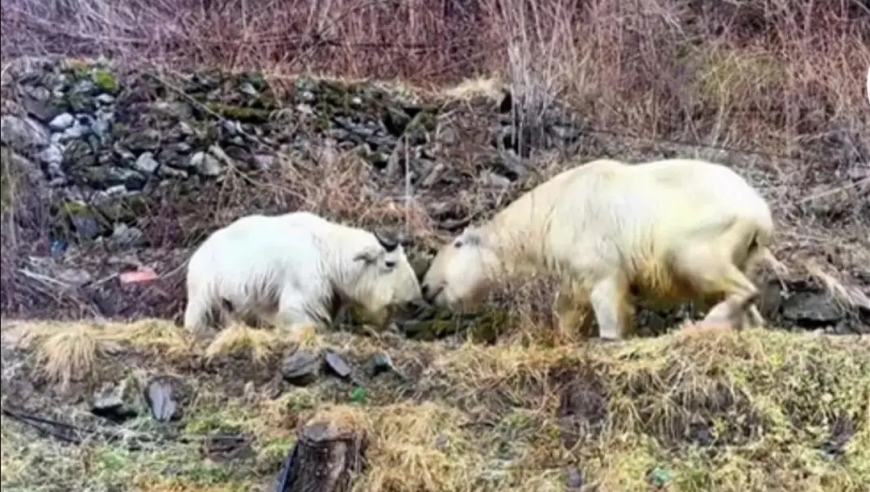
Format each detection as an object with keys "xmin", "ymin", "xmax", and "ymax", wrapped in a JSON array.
[
  {"xmin": 359, "ymin": 402, "xmax": 483, "ymax": 492},
  {"xmin": 203, "ymin": 323, "xmax": 282, "ymax": 363},
  {"xmin": 5, "ymin": 321, "xmax": 103, "ymax": 388},
  {"xmin": 103, "ymin": 318, "xmax": 193, "ymax": 355}
]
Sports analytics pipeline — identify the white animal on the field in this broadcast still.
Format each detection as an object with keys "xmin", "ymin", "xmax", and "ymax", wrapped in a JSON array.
[
  {"xmin": 183, "ymin": 211, "xmax": 423, "ymax": 336},
  {"xmin": 420, "ymin": 158, "xmax": 776, "ymax": 341}
]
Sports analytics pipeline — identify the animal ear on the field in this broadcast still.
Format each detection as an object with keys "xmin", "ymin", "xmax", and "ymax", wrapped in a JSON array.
[{"xmin": 353, "ymin": 245, "xmax": 384, "ymax": 264}]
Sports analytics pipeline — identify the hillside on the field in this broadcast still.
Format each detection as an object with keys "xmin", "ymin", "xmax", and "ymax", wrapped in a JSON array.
[
  {"xmin": 1, "ymin": 321, "xmax": 869, "ymax": 491},
  {"xmin": 1, "ymin": 0, "xmax": 869, "ymax": 490}
]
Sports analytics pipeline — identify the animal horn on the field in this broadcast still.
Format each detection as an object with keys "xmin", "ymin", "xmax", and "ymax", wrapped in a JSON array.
[{"xmin": 375, "ymin": 230, "xmax": 399, "ymax": 251}]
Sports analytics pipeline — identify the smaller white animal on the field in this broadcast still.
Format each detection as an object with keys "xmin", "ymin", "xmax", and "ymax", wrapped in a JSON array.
[
  {"xmin": 420, "ymin": 158, "xmax": 776, "ymax": 341},
  {"xmin": 183, "ymin": 211, "xmax": 423, "ymax": 337}
]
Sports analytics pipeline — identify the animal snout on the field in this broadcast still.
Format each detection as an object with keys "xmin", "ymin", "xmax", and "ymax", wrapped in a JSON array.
[{"xmin": 420, "ymin": 283, "xmax": 441, "ymax": 303}]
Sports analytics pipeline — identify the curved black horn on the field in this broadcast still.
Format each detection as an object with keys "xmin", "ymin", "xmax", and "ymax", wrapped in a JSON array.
[{"xmin": 374, "ymin": 230, "xmax": 399, "ymax": 251}]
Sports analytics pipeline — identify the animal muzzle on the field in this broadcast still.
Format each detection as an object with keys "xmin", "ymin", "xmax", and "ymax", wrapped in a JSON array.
[{"xmin": 420, "ymin": 283, "xmax": 443, "ymax": 304}]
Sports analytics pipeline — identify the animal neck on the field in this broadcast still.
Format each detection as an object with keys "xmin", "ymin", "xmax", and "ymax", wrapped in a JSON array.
[{"xmin": 478, "ymin": 215, "xmax": 550, "ymax": 279}]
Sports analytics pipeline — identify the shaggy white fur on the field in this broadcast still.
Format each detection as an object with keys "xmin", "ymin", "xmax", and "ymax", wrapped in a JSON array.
[
  {"xmin": 183, "ymin": 211, "xmax": 422, "ymax": 336},
  {"xmin": 421, "ymin": 158, "xmax": 776, "ymax": 340}
]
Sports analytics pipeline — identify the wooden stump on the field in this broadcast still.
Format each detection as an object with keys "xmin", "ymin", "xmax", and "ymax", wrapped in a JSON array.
[{"xmin": 275, "ymin": 409, "xmax": 368, "ymax": 492}]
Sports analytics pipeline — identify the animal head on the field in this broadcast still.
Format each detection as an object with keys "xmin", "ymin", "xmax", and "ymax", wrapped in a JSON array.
[
  {"xmin": 420, "ymin": 226, "xmax": 502, "ymax": 309},
  {"xmin": 350, "ymin": 229, "xmax": 423, "ymax": 315}
]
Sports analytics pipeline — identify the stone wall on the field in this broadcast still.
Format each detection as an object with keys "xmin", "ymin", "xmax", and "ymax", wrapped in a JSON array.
[{"xmin": 0, "ymin": 57, "xmax": 865, "ymax": 334}]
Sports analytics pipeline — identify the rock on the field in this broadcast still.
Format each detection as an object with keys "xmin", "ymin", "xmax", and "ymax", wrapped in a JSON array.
[
  {"xmin": 37, "ymin": 143, "xmax": 63, "ymax": 169},
  {"xmin": 189, "ymin": 151, "xmax": 222, "ymax": 176},
  {"xmin": 480, "ymin": 170, "xmax": 511, "ymax": 189},
  {"xmin": 281, "ymin": 350, "xmax": 322, "ymax": 386},
  {"xmin": 324, "ymin": 351, "xmax": 353, "ymax": 380},
  {"xmin": 91, "ymin": 378, "xmax": 140, "ymax": 423},
  {"xmin": 124, "ymin": 129, "xmax": 161, "ymax": 153},
  {"xmin": 48, "ymin": 113, "xmax": 75, "ymax": 131},
  {"xmin": 157, "ymin": 165, "xmax": 189, "ymax": 179},
  {"xmin": 23, "ymin": 93, "xmax": 64, "ymax": 123},
  {"xmin": 110, "ymin": 223, "xmax": 147, "ymax": 249},
  {"xmin": 67, "ymin": 211, "xmax": 104, "ymax": 239},
  {"xmin": 144, "ymin": 376, "xmax": 182, "ymax": 422},
  {"xmin": 252, "ymin": 153, "xmax": 276, "ymax": 170},
  {"xmin": 370, "ymin": 352, "xmax": 406, "ymax": 380},
  {"xmin": 134, "ymin": 151, "xmax": 160, "ymax": 174},
  {"xmin": 782, "ymin": 289, "xmax": 845, "ymax": 328},
  {"xmin": 57, "ymin": 268, "xmax": 92, "ymax": 286},
  {"xmin": 96, "ymin": 94, "xmax": 116, "ymax": 105},
  {"xmin": 62, "ymin": 120, "xmax": 90, "ymax": 140},
  {"xmin": 1, "ymin": 115, "xmax": 50, "ymax": 152}
]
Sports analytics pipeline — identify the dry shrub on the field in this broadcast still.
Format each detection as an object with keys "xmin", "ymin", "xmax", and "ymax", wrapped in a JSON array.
[{"xmin": 2, "ymin": 0, "xmax": 865, "ymax": 154}]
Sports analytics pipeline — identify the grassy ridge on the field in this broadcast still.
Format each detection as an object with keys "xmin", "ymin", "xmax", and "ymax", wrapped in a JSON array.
[{"xmin": 1, "ymin": 320, "xmax": 868, "ymax": 491}]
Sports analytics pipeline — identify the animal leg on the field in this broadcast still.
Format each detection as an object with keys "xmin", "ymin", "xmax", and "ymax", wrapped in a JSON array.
[
  {"xmin": 552, "ymin": 281, "xmax": 595, "ymax": 341},
  {"xmin": 183, "ymin": 293, "xmax": 218, "ymax": 334},
  {"xmin": 275, "ymin": 290, "xmax": 322, "ymax": 344},
  {"xmin": 589, "ymin": 275, "xmax": 634, "ymax": 341},
  {"xmin": 676, "ymin": 247, "xmax": 761, "ymax": 330},
  {"xmin": 745, "ymin": 305, "xmax": 765, "ymax": 328}
]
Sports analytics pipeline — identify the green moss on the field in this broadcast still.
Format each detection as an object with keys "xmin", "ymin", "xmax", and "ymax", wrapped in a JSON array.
[
  {"xmin": 94, "ymin": 193, "xmax": 149, "ymax": 223},
  {"xmin": 92, "ymin": 68, "xmax": 120, "ymax": 94}
]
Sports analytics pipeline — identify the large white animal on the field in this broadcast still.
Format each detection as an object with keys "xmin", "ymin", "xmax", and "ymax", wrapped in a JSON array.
[
  {"xmin": 420, "ymin": 158, "xmax": 776, "ymax": 341},
  {"xmin": 183, "ymin": 211, "xmax": 423, "ymax": 336}
]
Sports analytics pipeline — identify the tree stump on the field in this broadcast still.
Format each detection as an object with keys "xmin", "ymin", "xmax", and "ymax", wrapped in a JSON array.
[{"xmin": 275, "ymin": 408, "xmax": 368, "ymax": 492}]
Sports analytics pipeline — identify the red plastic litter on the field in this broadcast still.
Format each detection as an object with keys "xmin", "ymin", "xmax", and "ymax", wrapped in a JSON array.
[{"xmin": 119, "ymin": 267, "xmax": 158, "ymax": 284}]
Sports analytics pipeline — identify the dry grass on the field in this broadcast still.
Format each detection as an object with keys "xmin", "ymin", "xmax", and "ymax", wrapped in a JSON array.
[{"xmin": 1, "ymin": 319, "xmax": 869, "ymax": 491}]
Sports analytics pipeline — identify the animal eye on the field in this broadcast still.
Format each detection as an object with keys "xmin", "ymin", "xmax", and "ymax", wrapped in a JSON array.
[
  {"xmin": 454, "ymin": 241, "xmax": 462, "ymax": 248},
  {"xmin": 385, "ymin": 260, "xmax": 396, "ymax": 268}
]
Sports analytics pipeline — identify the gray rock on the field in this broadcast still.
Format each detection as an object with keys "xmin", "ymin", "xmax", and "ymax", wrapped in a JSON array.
[
  {"xmin": 48, "ymin": 113, "xmax": 75, "ymax": 131},
  {"xmin": 480, "ymin": 170, "xmax": 511, "ymax": 189},
  {"xmin": 70, "ymin": 215, "xmax": 104, "ymax": 239},
  {"xmin": 92, "ymin": 110, "xmax": 113, "ymax": 142},
  {"xmin": 157, "ymin": 165, "xmax": 188, "ymax": 179},
  {"xmin": 57, "ymin": 268, "xmax": 93, "ymax": 286},
  {"xmin": 134, "ymin": 152, "xmax": 160, "ymax": 174},
  {"xmin": 23, "ymin": 94, "xmax": 63, "ymax": 123},
  {"xmin": 62, "ymin": 121, "xmax": 89, "ymax": 141},
  {"xmin": 190, "ymin": 151, "xmax": 222, "ymax": 176},
  {"xmin": 110, "ymin": 223, "xmax": 146, "ymax": 248},
  {"xmin": 177, "ymin": 121, "xmax": 194, "ymax": 136},
  {"xmin": 37, "ymin": 142, "xmax": 63, "ymax": 167},
  {"xmin": 1, "ymin": 115, "xmax": 50, "ymax": 151},
  {"xmin": 782, "ymin": 290, "xmax": 844, "ymax": 327},
  {"xmin": 208, "ymin": 144, "xmax": 231, "ymax": 163},
  {"xmin": 144, "ymin": 376, "xmax": 182, "ymax": 422},
  {"xmin": 96, "ymin": 94, "xmax": 116, "ymax": 105},
  {"xmin": 240, "ymin": 82, "xmax": 258, "ymax": 96},
  {"xmin": 281, "ymin": 350, "xmax": 322, "ymax": 386},
  {"xmin": 253, "ymin": 153, "xmax": 275, "ymax": 170},
  {"xmin": 91, "ymin": 379, "xmax": 139, "ymax": 423}
]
